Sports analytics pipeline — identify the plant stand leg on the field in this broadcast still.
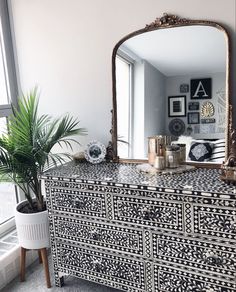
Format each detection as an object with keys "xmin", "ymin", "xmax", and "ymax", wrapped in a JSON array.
[
  {"xmin": 40, "ymin": 248, "xmax": 51, "ymax": 288},
  {"xmin": 20, "ymin": 247, "xmax": 26, "ymax": 282},
  {"xmin": 38, "ymin": 250, "xmax": 42, "ymax": 264}
]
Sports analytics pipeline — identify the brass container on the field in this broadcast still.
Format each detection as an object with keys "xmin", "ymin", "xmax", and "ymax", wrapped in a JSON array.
[
  {"xmin": 165, "ymin": 145, "xmax": 180, "ymax": 168},
  {"xmin": 148, "ymin": 136, "xmax": 165, "ymax": 165},
  {"xmin": 177, "ymin": 144, "xmax": 186, "ymax": 164}
]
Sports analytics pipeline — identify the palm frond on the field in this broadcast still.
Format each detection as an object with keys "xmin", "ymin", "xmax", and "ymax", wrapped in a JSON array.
[
  {"xmin": 43, "ymin": 152, "xmax": 72, "ymax": 171},
  {"xmin": 0, "ymin": 87, "xmax": 87, "ymax": 211}
]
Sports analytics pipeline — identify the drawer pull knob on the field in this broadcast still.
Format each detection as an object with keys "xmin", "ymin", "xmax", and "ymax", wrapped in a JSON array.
[
  {"xmin": 74, "ymin": 198, "xmax": 84, "ymax": 208},
  {"xmin": 90, "ymin": 229, "xmax": 100, "ymax": 240},
  {"xmin": 92, "ymin": 260, "xmax": 102, "ymax": 272},
  {"xmin": 205, "ymin": 251, "xmax": 223, "ymax": 265},
  {"xmin": 141, "ymin": 207, "xmax": 150, "ymax": 220}
]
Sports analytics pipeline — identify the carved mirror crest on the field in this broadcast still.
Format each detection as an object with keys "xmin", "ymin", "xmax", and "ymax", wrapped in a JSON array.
[{"xmin": 111, "ymin": 13, "xmax": 232, "ymax": 167}]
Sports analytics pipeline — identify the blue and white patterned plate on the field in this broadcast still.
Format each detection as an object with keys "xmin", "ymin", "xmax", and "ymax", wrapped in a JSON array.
[{"xmin": 84, "ymin": 141, "xmax": 106, "ymax": 164}]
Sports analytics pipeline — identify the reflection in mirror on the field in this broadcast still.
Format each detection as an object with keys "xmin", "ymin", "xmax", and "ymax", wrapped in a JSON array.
[{"xmin": 114, "ymin": 21, "xmax": 229, "ymax": 165}]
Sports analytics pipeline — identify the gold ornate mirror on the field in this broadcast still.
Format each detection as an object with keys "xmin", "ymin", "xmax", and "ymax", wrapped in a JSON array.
[{"xmin": 111, "ymin": 14, "xmax": 231, "ymax": 167}]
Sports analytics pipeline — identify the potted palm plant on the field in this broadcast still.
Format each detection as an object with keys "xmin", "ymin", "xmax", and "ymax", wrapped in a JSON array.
[{"xmin": 0, "ymin": 88, "xmax": 86, "ymax": 250}]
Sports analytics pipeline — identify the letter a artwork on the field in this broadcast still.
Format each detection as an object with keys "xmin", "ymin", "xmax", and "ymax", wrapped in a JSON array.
[{"xmin": 190, "ymin": 78, "xmax": 212, "ymax": 99}]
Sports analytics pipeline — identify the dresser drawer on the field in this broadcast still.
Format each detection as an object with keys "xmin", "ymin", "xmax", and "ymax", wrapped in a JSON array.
[
  {"xmin": 113, "ymin": 195, "xmax": 184, "ymax": 231},
  {"xmin": 56, "ymin": 241, "xmax": 146, "ymax": 291},
  {"xmin": 52, "ymin": 215, "xmax": 144, "ymax": 255},
  {"xmin": 193, "ymin": 204, "xmax": 236, "ymax": 241},
  {"xmin": 154, "ymin": 264, "xmax": 236, "ymax": 292},
  {"xmin": 152, "ymin": 232, "xmax": 236, "ymax": 280},
  {"xmin": 50, "ymin": 188, "xmax": 106, "ymax": 218}
]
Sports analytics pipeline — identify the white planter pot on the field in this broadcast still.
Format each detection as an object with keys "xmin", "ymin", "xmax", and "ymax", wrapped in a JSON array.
[{"xmin": 15, "ymin": 200, "xmax": 50, "ymax": 249}]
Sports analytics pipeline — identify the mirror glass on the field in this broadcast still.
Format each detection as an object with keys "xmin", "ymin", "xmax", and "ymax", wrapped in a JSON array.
[{"xmin": 114, "ymin": 23, "xmax": 228, "ymax": 164}]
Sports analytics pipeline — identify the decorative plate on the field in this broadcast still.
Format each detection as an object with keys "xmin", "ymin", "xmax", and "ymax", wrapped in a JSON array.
[
  {"xmin": 84, "ymin": 141, "xmax": 106, "ymax": 164},
  {"xmin": 201, "ymin": 101, "xmax": 214, "ymax": 117},
  {"xmin": 168, "ymin": 118, "xmax": 185, "ymax": 136}
]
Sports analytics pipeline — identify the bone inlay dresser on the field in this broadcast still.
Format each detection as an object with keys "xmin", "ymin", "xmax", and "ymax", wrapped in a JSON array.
[{"xmin": 42, "ymin": 161, "xmax": 236, "ymax": 292}]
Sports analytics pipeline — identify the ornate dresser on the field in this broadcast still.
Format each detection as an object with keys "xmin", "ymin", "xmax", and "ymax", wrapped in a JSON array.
[{"xmin": 42, "ymin": 161, "xmax": 236, "ymax": 291}]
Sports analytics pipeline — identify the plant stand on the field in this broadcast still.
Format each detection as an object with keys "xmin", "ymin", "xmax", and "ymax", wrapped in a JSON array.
[
  {"xmin": 15, "ymin": 200, "xmax": 51, "ymax": 288},
  {"xmin": 20, "ymin": 247, "xmax": 51, "ymax": 288}
]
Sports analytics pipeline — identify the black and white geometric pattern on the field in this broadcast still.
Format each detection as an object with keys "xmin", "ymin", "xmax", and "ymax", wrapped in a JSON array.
[
  {"xmin": 57, "ymin": 242, "xmax": 146, "ymax": 291},
  {"xmin": 42, "ymin": 161, "xmax": 236, "ymax": 291},
  {"xmin": 154, "ymin": 264, "xmax": 235, "ymax": 292},
  {"xmin": 43, "ymin": 161, "xmax": 236, "ymax": 195},
  {"xmin": 53, "ymin": 215, "xmax": 143, "ymax": 255}
]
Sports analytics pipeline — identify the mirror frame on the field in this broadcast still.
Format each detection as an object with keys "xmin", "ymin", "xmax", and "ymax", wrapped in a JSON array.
[{"xmin": 111, "ymin": 13, "xmax": 232, "ymax": 168}]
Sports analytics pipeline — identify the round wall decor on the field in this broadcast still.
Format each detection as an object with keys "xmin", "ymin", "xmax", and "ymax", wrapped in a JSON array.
[
  {"xmin": 168, "ymin": 119, "xmax": 185, "ymax": 136},
  {"xmin": 201, "ymin": 101, "xmax": 214, "ymax": 117}
]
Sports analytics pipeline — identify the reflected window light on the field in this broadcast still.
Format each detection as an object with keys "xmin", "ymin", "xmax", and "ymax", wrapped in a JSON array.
[{"xmin": 116, "ymin": 55, "xmax": 133, "ymax": 158}]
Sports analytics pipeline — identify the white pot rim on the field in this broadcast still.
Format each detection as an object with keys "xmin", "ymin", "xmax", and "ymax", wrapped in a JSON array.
[{"xmin": 16, "ymin": 199, "xmax": 47, "ymax": 216}]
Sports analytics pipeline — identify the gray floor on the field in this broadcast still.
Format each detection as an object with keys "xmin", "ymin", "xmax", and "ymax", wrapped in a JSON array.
[{"xmin": 2, "ymin": 256, "xmax": 120, "ymax": 292}]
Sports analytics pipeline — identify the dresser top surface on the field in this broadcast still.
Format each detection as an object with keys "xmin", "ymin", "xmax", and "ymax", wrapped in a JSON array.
[{"xmin": 42, "ymin": 161, "xmax": 236, "ymax": 195}]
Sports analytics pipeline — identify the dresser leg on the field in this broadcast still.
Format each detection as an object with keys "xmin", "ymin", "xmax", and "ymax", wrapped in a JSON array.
[
  {"xmin": 40, "ymin": 248, "xmax": 51, "ymax": 288},
  {"xmin": 54, "ymin": 270, "xmax": 64, "ymax": 287}
]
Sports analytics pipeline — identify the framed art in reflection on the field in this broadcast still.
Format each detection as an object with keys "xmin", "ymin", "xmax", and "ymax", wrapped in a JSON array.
[
  {"xmin": 191, "ymin": 78, "xmax": 212, "ymax": 99},
  {"xmin": 188, "ymin": 112, "xmax": 200, "ymax": 124},
  {"xmin": 188, "ymin": 102, "xmax": 199, "ymax": 111},
  {"xmin": 168, "ymin": 95, "xmax": 186, "ymax": 117},
  {"xmin": 180, "ymin": 84, "xmax": 189, "ymax": 93}
]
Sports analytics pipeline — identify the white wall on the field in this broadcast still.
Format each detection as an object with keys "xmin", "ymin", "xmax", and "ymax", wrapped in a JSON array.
[{"xmin": 8, "ymin": 0, "xmax": 236, "ymax": 153}]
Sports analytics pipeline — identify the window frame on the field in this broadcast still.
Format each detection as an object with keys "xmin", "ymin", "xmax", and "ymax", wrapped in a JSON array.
[
  {"xmin": 0, "ymin": 0, "xmax": 18, "ymax": 108},
  {"xmin": 0, "ymin": 0, "xmax": 19, "ymax": 236}
]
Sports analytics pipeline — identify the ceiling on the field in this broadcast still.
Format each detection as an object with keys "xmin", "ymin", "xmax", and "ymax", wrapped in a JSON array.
[{"xmin": 121, "ymin": 25, "xmax": 227, "ymax": 77}]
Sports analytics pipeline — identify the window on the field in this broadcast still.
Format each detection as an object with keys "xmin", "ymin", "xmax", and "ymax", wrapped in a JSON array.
[
  {"xmin": 0, "ymin": 0, "xmax": 18, "ymax": 235},
  {"xmin": 116, "ymin": 55, "xmax": 133, "ymax": 158}
]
